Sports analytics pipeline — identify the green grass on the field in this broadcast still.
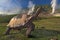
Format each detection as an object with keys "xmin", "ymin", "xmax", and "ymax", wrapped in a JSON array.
[{"xmin": 0, "ymin": 16, "xmax": 60, "ymax": 40}]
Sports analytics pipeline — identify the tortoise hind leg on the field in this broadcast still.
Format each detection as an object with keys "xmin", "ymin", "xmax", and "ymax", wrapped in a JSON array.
[{"xmin": 5, "ymin": 27, "xmax": 12, "ymax": 35}]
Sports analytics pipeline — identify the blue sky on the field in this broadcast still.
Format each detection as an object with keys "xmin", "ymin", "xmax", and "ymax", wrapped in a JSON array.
[
  {"xmin": 0, "ymin": 0, "xmax": 60, "ymax": 8},
  {"xmin": 0, "ymin": 0, "xmax": 60, "ymax": 14},
  {"xmin": 13, "ymin": 0, "xmax": 60, "ymax": 8}
]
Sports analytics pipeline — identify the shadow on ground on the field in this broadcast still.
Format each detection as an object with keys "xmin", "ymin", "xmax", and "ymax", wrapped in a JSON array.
[
  {"xmin": 32, "ymin": 29, "xmax": 60, "ymax": 38},
  {"xmin": 0, "ymin": 28, "xmax": 60, "ymax": 40},
  {"xmin": 9, "ymin": 28, "xmax": 60, "ymax": 38}
]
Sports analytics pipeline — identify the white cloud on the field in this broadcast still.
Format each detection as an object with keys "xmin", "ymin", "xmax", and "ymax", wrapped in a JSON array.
[
  {"xmin": 28, "ymin": 1, "xmax": 34, "ymax": 8},
  {"xmin": 27, "ymin": 1, "xmax": 35, "ymax": 15}
]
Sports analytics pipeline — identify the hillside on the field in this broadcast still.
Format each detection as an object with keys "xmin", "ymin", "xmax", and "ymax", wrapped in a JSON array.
[{"xmin": 0, "ymin": 15, "xmax": 60, "ymax": 40}]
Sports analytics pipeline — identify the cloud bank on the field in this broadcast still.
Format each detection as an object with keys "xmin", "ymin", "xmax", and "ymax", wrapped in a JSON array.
[{"xmin": 0, "ymin": 0, "xmax": 22, "ymax": 15}]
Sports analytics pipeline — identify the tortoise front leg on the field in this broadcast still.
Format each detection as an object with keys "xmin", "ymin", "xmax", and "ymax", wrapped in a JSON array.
[{"xmin": 25, "ymin": 22, "xmax": 35, "ymax": 37}]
